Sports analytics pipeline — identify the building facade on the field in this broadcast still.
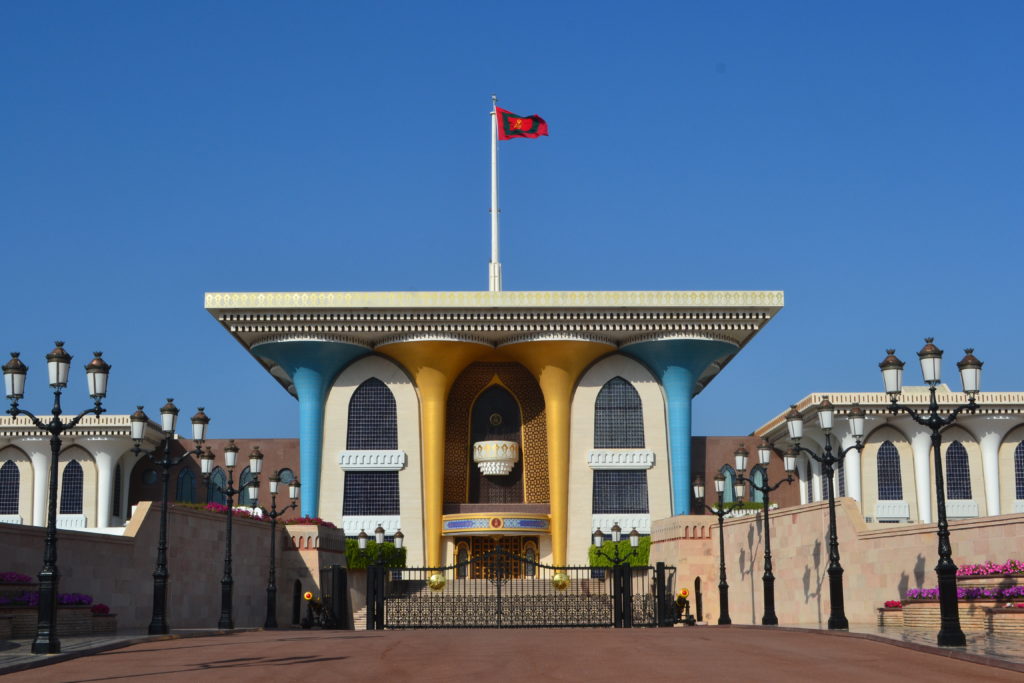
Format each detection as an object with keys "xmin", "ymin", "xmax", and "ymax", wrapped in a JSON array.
[
  {"xmin": 206, "ymin": 290, "xmax": 783, "ymax": 566},
  {"xmin": 756, "ymin": 387, "xmax": 1024, "ymax": 523}
]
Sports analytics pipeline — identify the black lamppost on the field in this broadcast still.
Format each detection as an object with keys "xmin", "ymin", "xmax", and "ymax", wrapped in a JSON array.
[
  {"xmin": 261, "ymin": 470, "xmax": 300, "ymax": 628},
  {"xmin": 359, "ymin": 524, "xmax": 404, "ymax": 631},
  {"xmin": 200, "ymin": 443, "xmax": 262, "ymax": 630},
  {"xmin": 734, "ymin": 443, "xmax": 796, "ymax": 626},
  {"xmin": 3, "ymin": 343, "xmax": 110, "ymax": 654},
  {"xmin": 129, "ymin": 401, "xmax": 209, "ymax": 635},
  {"xmin": 692, "ymin": 473, "xmax": 745, "ymax": 625},
  {"xmin": 880, "ymin": 339, "xmax": 982, "ymax": 648},
  {"xmin": 357, "ymin": 524, "xmax": 405, "ymax": 565},
  {"xmin": 591, "ymin": 523, "xmax": 641, "ymax": 565},
  {"xmin": 782, "ymin": 399, "xmax": 865, "ymax": 631}
]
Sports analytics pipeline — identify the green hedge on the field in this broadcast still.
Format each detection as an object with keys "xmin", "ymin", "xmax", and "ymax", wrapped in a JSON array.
[
  {"xmin": 713, "ymin": 501, "xmax": 774, "ymax": 511},
  {"xmin": 345, "ymin": 539, "xmax": 407, "ymax": 569},
  {"xmin": 587, "ymin": 536, "xmax": 651, "ymax": 568}
]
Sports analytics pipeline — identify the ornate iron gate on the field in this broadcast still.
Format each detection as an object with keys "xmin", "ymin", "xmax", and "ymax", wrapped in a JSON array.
[{"xmin": 367, "ymin": 548, "xmax": 675, "ymax": 629}]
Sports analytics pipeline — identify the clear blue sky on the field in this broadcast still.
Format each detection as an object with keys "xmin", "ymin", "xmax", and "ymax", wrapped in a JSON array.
[{"xmin": 2, "ymin": 2, "xmax": 1022, "ymax": 438}]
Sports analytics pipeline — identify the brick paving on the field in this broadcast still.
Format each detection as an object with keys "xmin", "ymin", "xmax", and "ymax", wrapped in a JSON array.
[{"xmin": 1, "ymin": 626, "xmax": 1021, "ymax": 682}]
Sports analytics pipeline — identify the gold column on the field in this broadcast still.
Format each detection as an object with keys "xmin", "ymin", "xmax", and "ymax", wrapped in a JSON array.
[
  {"xmin": 377, "ymin": 341, "xmax": 487, "ymax": 566},
  {"xmin": 501, "ymin": 340, "xmax": 612, "ymax": 565}
]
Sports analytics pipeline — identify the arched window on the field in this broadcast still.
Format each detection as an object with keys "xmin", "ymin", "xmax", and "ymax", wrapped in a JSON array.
[
  {"xmin": 523, "ymin": 542, "xmax": 538, "ymax": 577},
  {"xmin": 945, "ymin": 441, "xmax": 972, "ymax": 500},
  {"xmin": 343, "ymin": 471, "xmax": 400, "ymax": 516},
  {"xmin": 594, "ymin": 377, "xmax": 644, "ymax": 448},
  {"xmin": 720, "ymin": 465, "xmax": 736, "ymax": 504},
  {"xmin": 112, "ymin": 463, "xmax": 122, "ymax": 518},
  {"xmin": 207, "ymin": 467, "xmax": 227, "ymax": 505},
  {"xmin": 751, "ymin": 465, "xmax": 766, "ymax": 504},
  {"xmin": 455, "ymin": 543, "xmax": 469, "ymax": 579},
  {"xmin": 0, "ymin": 460, "xmax": 19, "ymax": 515},
  {"xmin": 238, "ymin": 467, "xmax": 256, "ymax": 506},
  {"xmin": 176, "ymin": 468, "xmax": 196, "ymax": 503},
  {"xmin": 1015, "ymin": 442, "xmax": 1024, "ymax": 501},
  {"xmin": 877, "ymin": 441, "xmax": 903, "ymax": 501},
  {"xmin": 836, "ymin": 458, "xmax": 846, "ymax": 498},
  {"xmin": 347, "ymin": 378, "xmax": 397, "ymax": 450},
  {"xmin": 60, "ymin": 460, "xmax": 84, "ymax": 514},
  {"xmin": 804, "ymin": 464, "xmax": 815, "ymax": 503}
]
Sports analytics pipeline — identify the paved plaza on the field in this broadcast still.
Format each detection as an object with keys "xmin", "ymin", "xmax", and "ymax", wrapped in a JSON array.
[{"xmin": 1, "ymin": 626, "xmax": 1021, "ymax": 682}]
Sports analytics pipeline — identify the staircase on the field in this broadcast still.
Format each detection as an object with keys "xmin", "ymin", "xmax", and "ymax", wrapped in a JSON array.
[{"xmin": 352, "ymin": 605, "xmax": 367, "ymax": 630}]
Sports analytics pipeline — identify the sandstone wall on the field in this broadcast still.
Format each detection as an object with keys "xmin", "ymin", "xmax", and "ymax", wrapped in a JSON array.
[{"xmin": 652, "ymin": 501, "xmax": 1024, "ymax": 626}]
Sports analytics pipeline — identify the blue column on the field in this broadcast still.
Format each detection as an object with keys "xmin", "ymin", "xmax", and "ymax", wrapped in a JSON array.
[
  {"xmin": 253, "ymin": 341, "xmax": 368, "ymax": 517},
  {"xmin": 623, "ymin": 339, "xmax": 737, "ymax": 515}
]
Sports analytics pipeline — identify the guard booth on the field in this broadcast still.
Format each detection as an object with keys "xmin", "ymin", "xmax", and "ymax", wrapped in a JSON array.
[{"xmin": 307, "ymin": 565, "xmax": 353, "ymax": 629}]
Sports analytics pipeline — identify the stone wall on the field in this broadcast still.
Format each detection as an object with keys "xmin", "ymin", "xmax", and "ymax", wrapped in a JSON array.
[
  {"xmin": 652, "ymin": 500, "xmax": 1024, "ymax": 626},
  {"xmin": 0, "ymin": 503, "xmax": 346, "ymax": 631}
]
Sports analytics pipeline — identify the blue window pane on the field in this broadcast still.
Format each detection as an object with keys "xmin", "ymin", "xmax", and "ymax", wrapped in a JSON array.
[
  {"xmin": 1015, "ymin": 442, "xmax": 1024, "ymax": 500},
  {"xmin": 60, "ymin": 460, "xmax": 84, "ymax": 514},
  {"xmin": 239, "ymin": 467, "xmax": 256, "ymax": 506},
  {"xmin": 720, "ymin": 466, "xmax": 736, "ymax": 504},
  {"xmin": 176, "ymin": 468, "xmax": 196, "ymax": 503},
  {"xmin": 751, "ymin": 466, "xmax": 766, "ymax": 504},
  {"xmin": 207, "ymin": 468, "xmax": 227, "ymax": 505},
  {"xmin": 594, "ymin": 377, "xmax": 644, "ymax": 449},
  {"xmin": 945, "ymin": 441, "xmax": 972, "ymax": 500},
  {"xmin": 0, "ymin": 460, "xmax": 19, "ymax": 515},
  {"xmin": 343, "ymin": 471, "xmax": 400, "ymax": 516},
  {"xmin": 592, "ymin": 470, "xmax": 649, "ymax": 514},
  {"xmin": 112, "ymin": 464, "xmax": 122, "ymax": 517},
  {"xmin": 347, "ymin": 379, "xmax": 397, "ymax": 450},
  {"xmin": 877, "ymin": 441, "xmax": 903, "ymax": 501}
]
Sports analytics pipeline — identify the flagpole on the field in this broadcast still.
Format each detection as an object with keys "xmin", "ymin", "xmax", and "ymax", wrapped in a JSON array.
[{"xmin": 489, "ymin": 94, "xmax": 502, "ymax": 292}]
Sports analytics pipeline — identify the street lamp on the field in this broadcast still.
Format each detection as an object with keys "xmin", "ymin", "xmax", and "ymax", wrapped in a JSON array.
[
  {"xmin": 735, "ymin": 443, "xmax": 796, "ymax": 626},
  {"xmin": 360, "ymin": 524, "xmax": 404, "ymax": 631},
  {"xmin": 692, "ymin": 473, "xmax": 745, "ymax": 625},
  {"xmin": 357, "ymin": 523, "xmax": 405, "ymax": 566},
  {"xmin": 880, "ymin": 339, "xmax": 982, "ymax": 647},
  {"xmin": 3, "ymin": 343, "xmax": 110, "ymax": 654},
  {"xmin": 591, "ymin": 522, "xmax": 642, "ymax": 566},
  {"xmin": 200, "ymin": 442, "xmax": 261, "ymax": 629},
  {"xmin": 783, "ymin": 399, "xmax": 865, "ymax": 630},
  {"xmin": 261, "ymin": 470, "xmax": 300, "ymax": 628},
  {"xmin": 129, "ymin": 401, "xmax": 209, "ymax": 634}
]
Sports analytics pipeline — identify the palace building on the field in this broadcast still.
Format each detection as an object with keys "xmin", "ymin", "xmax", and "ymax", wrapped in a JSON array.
[
  {"xmin": 205, "ymin": 290, "xmax": 783, "ymax": 566},
  {"xmin": 755, "ymin": 388, "xmax": 1024, "ymax": 523}
]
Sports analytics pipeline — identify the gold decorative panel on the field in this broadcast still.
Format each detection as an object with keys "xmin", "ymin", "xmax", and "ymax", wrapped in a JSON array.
[{"xmin": 444, "ymin": 363, "xmax": 548, "ymax": 504}]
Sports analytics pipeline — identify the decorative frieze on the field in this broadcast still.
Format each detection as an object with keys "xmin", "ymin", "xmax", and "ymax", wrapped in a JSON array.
[
  {"xmin": 340, "ymin": 515, "xmax": 401, "ymax": 538},
  {"xmin": 587, "ymin": 450, "xmax": 655, "ymax": 470},
  {"xmin": 338, "ymin": 450, "xmax": 406, "ymax": 471},
  {"xmin": 875, "ymin": 501, "xmax": 910, "ymax": 521},
  {"xmin": 591, "ymin": 514, "xmax": 651, "ymax": 535},
  {"xmin": 946, "ymin": 499, "xmax": 980, "ymax": 518},
  {"xmin": 57, "ymin": 514, "xmax": 87, "ymax": 529}
]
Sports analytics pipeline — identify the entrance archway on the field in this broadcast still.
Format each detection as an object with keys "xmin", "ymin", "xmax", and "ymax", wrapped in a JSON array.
[{"xmin": 469, "ymin": 385, "xmax": 523, "ymax": 504}]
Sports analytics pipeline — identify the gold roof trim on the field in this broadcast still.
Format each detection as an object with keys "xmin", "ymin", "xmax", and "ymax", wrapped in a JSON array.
[{"xmin": 205, "ymin": 290, "xmax": 784, "ymax": 311}]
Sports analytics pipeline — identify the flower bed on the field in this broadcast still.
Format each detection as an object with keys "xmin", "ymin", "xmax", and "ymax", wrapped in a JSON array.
[
  {"xmin": 0, "ymin": 605, "xmax": 95, "ymax": 638},
  {"xmin": 985, "ymin": 606, "xmax": 1024, "ymax": 636},
  {"xmin": 0, "ymin": 573, "xmax": 37, "ymax": 601},
  {"xmin": 957, "ymin": 559, "xmax": 1024, "ymax": 577},
  {"xmin": 91, "ymin": 605, "xmax": 117, "ymax": 635},
  {"xmin": 174, "ymin": 502, "xmax": 265, "ymax": 520},
  {"xmin": 877, "ymin": 606, "xmax": 904, "ymax": 629},
  {"xmin": 282, "ymin": 516, "xmax": 336, "ymax": 528}
]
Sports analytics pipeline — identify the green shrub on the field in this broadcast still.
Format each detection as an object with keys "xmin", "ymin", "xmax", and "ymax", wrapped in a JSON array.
[
  {"xmin": 345, "ymin": 539, "xmax": 407, "ymax": 569},
  {"xmin": 587, "ymin": 536, "xmax": 651, "ymax": 568}
]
